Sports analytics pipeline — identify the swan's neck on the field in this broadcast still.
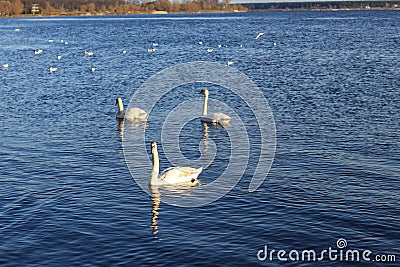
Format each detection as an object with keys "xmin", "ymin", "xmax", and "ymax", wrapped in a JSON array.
[
  {"xmin": 150, "ymin": 149, "xmax": 160, "ymax": 184},
  {"xmin": 117, "ymin": 100, "xmax": 124, "ymax": 113},
  {"xmin": 202, "ymin": 94, "xmax": 208, "ymax": 116}
]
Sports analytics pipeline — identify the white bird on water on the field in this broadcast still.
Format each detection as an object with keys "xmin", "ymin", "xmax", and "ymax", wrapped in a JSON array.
[
  {"xmin": 3, "ymin": 64, "xmax": 9, "ymax": 69},
  {"xmin": 35, "ymin": 49, "xmax": 43, "ymax": 55},
  {"xmin": 227, "ymin": 61, "xmax": 234, "ymax": 66},
  {"xmin": 84, "ymin": 50, "xmax": 94, "ymax": 56},
  {"xmin": 115, "ymin": 98, "xmax": 148, "ymax": 121},
  {"xmin": 199, "ymin": 88, "xmax": 231, "ymax": 125},
  {"xmin": 256, "ymin": 32, "xmax": 265, "ymax": 39},
  {"xmin": 150, "ymin": 142, "xmax": 202, "ymax": 186},
  {"xmin": 57, "ymin": 55, "xmax": 62, "ymax": 60},
  {"xmin": 49, "ymin": 67, "xmax": 57, "ymax": 73}
]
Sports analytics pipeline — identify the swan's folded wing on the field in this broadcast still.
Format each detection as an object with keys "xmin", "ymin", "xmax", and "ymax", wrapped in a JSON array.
[
  {"xmin": 125, "ymin": 108, "xmax": 148, "ymax": 120},
  {"xmin": 212, "ymin": 112, "xmax": 231, "ymax": 121},
  {"xmin": 160, "ymin": 167, "xmax": 202, "ymax": 184}
]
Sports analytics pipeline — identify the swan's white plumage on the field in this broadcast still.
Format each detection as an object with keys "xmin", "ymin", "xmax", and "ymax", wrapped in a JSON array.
[
  {"xmin": 200, "ymin": 112, "xmax": 231, "ymax": 125},
  {"xmin": 115, "ymin": 98, "xmax": 148, "ymax": 121},
  {"xmin": 150, "ymin": 142, "xmax": 202, "ymax": 186},
  {"xmin": 159, "ymin": 167, "xmax": 202, "ymax": 184},
  {"xmin": 199, "ymin": 89, "xmax": 231, "ymax": 125}
]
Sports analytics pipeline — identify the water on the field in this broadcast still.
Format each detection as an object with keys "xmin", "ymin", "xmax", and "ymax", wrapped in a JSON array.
[{"xmin": 1, "ymin": 11, "xmax": 399, "ymax": 266}]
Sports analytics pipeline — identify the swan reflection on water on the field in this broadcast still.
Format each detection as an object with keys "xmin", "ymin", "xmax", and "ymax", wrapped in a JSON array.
[
  {"xmin": 202, "ymin": 121, "xmax": 210, "ymax": 151},
  {"xmin": 149, "ymin": 186, "xmax": 161, "ymax": 239},
  {"xmin": 117, "ymin": 119, "xmax": 148, "ymax": 139},
  {"xmin": 149, "ymin": 184, "xmax": 199, "ymax": 240}
]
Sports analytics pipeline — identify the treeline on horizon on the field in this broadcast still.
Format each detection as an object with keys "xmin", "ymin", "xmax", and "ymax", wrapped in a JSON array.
[
  {"xmin": 242, "ymin": 1, "xmax": 400, "ymax": 11},
  {"xmin": 0, "ymin": 0, "xmax": 247, "ymax": 16}
]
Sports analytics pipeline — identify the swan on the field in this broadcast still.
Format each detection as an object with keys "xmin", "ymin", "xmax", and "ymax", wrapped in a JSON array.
[
  {"xmin": 115, "ymin": 97, "xmax": 148, "ymax": 121},
  {"xmin": 199, "ymin": 89, "xmax": 231, "ymax": 125},
  {"xmin": 150, "ymin": 142, "xmax": 202, "ymax": 186}
]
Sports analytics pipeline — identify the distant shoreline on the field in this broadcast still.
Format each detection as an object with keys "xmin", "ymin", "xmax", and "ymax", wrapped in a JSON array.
[{"xmin": 1, "ymin": 6, "xmax": 399, "ymax": 19}]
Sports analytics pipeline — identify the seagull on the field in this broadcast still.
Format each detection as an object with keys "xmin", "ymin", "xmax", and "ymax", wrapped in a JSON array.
[
  {"xmin": 57, "ymin": 55, "xmax": 62, "ymax": 60},
  {"xmin": 256, "ymin": 32, "xmax": 265, "ymax": 39},
  {"xmin": 35, "ymin": 49, "xmax": 43, "ymax": 55},
  {"xmin": 91, "ymin": 66, "xmax": 96, "ymax": 72},
  {"xmin": 227, "ymin": 61, "xmax": 234, "ymax": 66},
  {"xmin": 84, "ymin": 50, "xmax": 94, "ymax": 56},
  {"xmin": 198, "ymin": 41, "xmax": 203, "ymax": 45},
  {"xmin": 207, "ymin": 48, "xmax": 213, "ymax": 53},
  {"xmin": 49, "ymin": 67, "xmax": 57, "ymax": 73},
  {"xmin": 3, "ymin": 64, "xmax": 9, "ymax": 69},
  {"xmin": 147, "ymin": 48, "xmax": 156, "ymax": 52},
  {"xmin": 122, "ymin": 50, "xmax": 127, "ymax": 54}
]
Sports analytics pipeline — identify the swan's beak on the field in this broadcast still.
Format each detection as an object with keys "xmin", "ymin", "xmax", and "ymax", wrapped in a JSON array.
[{"xmin": 198, "ymin": 90, "xmax": 204, "ymax": 94}]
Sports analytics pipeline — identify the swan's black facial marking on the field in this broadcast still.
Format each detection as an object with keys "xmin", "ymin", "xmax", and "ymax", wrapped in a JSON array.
[{"xmin": 191, "ymin": 179, "xmax": 196, "ymax": 183}]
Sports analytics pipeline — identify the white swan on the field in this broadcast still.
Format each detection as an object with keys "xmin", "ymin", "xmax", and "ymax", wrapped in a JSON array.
[
  {"xmin": 150, "ymin": 142, "xmax": 202, "ymax": 186},
  {"xmin": 115, "ymin": 97, "xmax": 148, "ymax": 121},
  {"xmin": 199, "ymin": 89, "xmax": 231, "ymax": 125}
]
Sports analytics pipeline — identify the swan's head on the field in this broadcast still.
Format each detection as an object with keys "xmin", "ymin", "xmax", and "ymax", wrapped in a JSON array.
[
  {"xmin": 151, "ymin": 141, "xmax": 158, "ymax": 154},
  {"xmin": 199, "ymin": 88, "xmax": 209, "ymax": 96},
  {"xmin": 115, "ymin": 98, "xmax": 122, "ymax": 106}
]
